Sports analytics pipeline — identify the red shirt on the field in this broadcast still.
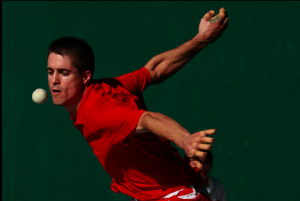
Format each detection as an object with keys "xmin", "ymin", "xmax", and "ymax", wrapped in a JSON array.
[{"xmin": 70, "ymin": 67, "xmax": 204, "ymax": 200}]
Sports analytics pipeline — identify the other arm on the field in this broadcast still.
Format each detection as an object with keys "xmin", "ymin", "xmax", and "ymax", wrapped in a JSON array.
[
  {"xmin": 145, "ymin": 8, "xmax": 228, "ymax": 85},
  {"xmin": 135, "ymin": 111, "xmax": 215, "ymax": 168}
]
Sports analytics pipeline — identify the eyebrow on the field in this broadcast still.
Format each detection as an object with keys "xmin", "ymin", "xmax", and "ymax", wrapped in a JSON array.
[{"xmin": 47, "ymin": 67, "xmax": 71, "ymax": 72}]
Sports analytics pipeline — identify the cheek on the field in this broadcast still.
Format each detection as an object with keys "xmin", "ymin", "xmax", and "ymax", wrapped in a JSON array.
[{"xmin": 64, "ymin": 80, "xmax": 82, "ymax": 98}]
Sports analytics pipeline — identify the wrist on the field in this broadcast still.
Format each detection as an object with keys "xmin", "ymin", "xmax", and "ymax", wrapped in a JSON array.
[
  {"xmin": 175, "ymin": 131, "xmax": 190, "ymax": 150},
  {"xmin": 193, "ymin": 34, "xmax": 211, "ymax": 45}
]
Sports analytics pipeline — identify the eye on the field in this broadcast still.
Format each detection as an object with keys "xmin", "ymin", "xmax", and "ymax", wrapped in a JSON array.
[
  {"xmin": 47, "ymin": 71, "xmax": 53, "ymax": 75},
  {"xmin": 62, "ymin": 72, "xmax": 69, "ymax": 76}
]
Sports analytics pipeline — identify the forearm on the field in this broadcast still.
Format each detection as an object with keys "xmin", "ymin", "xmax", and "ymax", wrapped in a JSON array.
[
  {"xmin": 142, "ymin": 112, "xmax": 190, "ymax": 149},
  {"xmin": 154, "ymin": 34, "xmax": 209, "ymax": 83}
]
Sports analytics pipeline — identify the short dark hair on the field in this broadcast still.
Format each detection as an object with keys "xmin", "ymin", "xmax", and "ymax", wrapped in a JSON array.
[
  {"xmin": 48, "ymin": 36, "xmax": 95, "ymax": 79},
  {"xmin": 184, "ymin": 150, "xmax": 213, "ymax": 166}
]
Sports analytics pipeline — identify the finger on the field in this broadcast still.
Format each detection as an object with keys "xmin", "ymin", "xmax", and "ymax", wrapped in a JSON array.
[
  {"xmin": 195, "ymin": 143, "xmax": 212, "ymax": 151},
  {"xmin": 223, "ymin": 17, "xmax": 229, "ymax": 27},
  {"xmin": 191, "ymin": 160, "xmax": 203, "ymax": 170},
  {"xmin": 219, "ymin": 7, "xmax": 226, "ymax": 13},
  {"xmin": 196, "ymin": 129, "xmax": 216, "ymax": 138},
  {"xmin": 192, "ymin": 141, "xmax": 212, "ymax": 149},
  {"xmin": 217, "ymin": 17, "xmax": 228, "ymax": 33},
  {"xmin": 220, "ymin": 15, "xmax": 228, "ymax": 24},
  {"xmin": 199, "ymin": 130, "xmax": 208, "ymax": 137},
  {"xmin": 205, "ymin": 129, "xmax": 217, "ymax": 135},
  {"xmin": 194, "ymin": 150, "xmax": 208, "ymax": 158},
  {"xmin": 199, "ymin": 136, "xmax": 214, "ymax": 144},
  {"xmin": 219, "ymin": 8, "xmax": 228, "ymax": 22},
  {"xmin": 188, "ymin": 149, "xmax": 196, "ymax": 158},
  {"xmin": 195, "ymin": 136, "xmax": 214, "ymax": 144},
  {"xmin": 209, "ymin": 8, "xmax": 226, "ymax": 23},
  {"xmin": 210, "ymin": 14, "xmax": 219, "ymax": 20},
  {"xmin": 224, "ymin": 17, "xmax": 228, "ymax": 25},
  {"xmin": 203, "ymin": 10, "xmax": 215, "ymax": 21}
]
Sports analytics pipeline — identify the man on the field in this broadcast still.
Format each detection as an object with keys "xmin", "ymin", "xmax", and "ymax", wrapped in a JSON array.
[
  {"xmin": 47, "ymin": 8, "xmax": 228, "ymax": 201},
  {"xmin": 184, "ymin": 151, "xmax": 227, "ymax": 201}
]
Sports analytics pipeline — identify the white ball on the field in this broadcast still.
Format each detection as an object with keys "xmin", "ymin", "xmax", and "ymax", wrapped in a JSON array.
[{"xmin": 32, "ymin": 88, "xmax": 48, "ymax": 104}]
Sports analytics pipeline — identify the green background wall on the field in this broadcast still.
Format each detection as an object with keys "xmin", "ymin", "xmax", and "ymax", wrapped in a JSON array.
[{"xmin": 2, "ymin": 1, "xmax": 300, "ymax": 201}]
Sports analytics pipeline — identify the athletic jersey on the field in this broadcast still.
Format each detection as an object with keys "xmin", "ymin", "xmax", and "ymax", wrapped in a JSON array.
[{"xmin": 70, "ymin": 67, "xmax": 204, "ymax": 200}]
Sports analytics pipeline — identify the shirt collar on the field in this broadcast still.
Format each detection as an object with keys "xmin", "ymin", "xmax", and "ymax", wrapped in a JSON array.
[{"xmin": 70, "ymin": 86, "xmax": 91, "ymax": 126}]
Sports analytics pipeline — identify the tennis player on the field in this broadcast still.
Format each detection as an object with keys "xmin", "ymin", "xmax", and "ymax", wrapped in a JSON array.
[{"xmin": 47, "ymin": 8, "xmax": 228, "ymax": 201}]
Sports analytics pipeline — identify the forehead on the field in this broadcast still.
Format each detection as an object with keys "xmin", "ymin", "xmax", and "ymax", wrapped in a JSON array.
[{"xmin": 47, "ymin": 53, "xmax": 75, "ymax": 70}]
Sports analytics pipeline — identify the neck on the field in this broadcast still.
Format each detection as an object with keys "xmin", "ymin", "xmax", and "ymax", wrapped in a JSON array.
[{"xmin": 64, "ymin": 86, "xmax": 87, "ymax": 117}]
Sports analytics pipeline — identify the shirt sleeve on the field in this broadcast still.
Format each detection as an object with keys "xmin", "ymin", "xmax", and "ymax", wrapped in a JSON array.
[
  {"xmin": 87, "ymin": 96, "xmax": 146, "ymax": 145},
  {"xmin": 112, "ymin": 105, "xmax": 146, "ymax": 145},
  {"xmin": 115, "ymin": 67, "xmax": 152, "ymax": 95}
]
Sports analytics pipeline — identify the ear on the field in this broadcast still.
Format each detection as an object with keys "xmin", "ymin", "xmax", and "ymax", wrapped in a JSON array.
[{"xmin": 82, "ymin": 70, "xmax": 92, "ymax": 85}]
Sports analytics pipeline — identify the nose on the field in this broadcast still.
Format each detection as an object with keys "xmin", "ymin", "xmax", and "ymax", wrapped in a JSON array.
[{"xmin": 52, "ymin": 72, "xmax": 60, "ymax": 85}]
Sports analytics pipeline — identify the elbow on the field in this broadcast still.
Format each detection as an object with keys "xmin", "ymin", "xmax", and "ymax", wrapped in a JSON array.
[
  {"xmin": 156, "ymin": 64, "xmax": 170, "ymax": 84},
  {"xmin": 141, "ymin": 112, "xmax": 161, "ymax": 129},
  {"xmin": 142, "ymin": 112, "xmax": 159, "ymax": 127},
  {"xmin": 150, "ymin": 65, "xmax": 164, "ymax": 85},
  {"xmin": 154, "ymin": 61, "xmax": 173, "ymax": 85},
  {"xmin": 135, "ymin": 111, "xmax": 157, "ymax": 134}
]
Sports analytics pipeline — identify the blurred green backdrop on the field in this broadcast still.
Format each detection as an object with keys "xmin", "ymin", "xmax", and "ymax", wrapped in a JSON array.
[{"xmin": 2, "ymin": 1, "xmax": 300, "ymax": 201}]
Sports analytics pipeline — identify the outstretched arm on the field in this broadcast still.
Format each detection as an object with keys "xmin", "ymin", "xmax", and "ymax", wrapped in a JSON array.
[
  {"xmin": 135, "ymin": 111, "xmax": 216, "ymax": 169},
  {"xmin": 145, "ymin": 8, "xmax": 228, "ymax": 85}
]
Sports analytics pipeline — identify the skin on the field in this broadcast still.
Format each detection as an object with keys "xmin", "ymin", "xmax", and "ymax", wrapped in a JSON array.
[
  {"xmin": 183, "ymin": 129, "xmax": 215, "ymax": 169},
  {"xmin": 46, "ymin": 54, "xmax": 214, "ymax": 165},
  {"xmin": 146, "ymin": 8, "xmax": 229, "ymax": 83},
  {"xmin": 173, "ymin": 8, "xmax": 228, "ymax": 164},
  {"xmin": 139, "ymin": 112, "xmax": 215, "ymax": 169},
  {"xmin": 189, "ymin": 156, "xmax": 212, "ymax": 185},
  {"xmin": 197, "ymin": 7, "xmax": 228, "ymax": 43},
  {"xmin": 46, "ymin": 8, "xmax": 228, "ymax": 166},
  {"xmin": 47, "ymin": 53, "xmax": 91, "ymax": 116}
]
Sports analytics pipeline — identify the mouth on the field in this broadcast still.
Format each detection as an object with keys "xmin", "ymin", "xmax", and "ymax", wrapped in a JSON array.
[{"xmin": 52, "ymin": 89, "xmax": 62, "ymax": 95}]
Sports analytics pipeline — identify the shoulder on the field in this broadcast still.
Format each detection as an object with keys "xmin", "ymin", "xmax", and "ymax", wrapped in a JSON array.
[
  {"xmin": 91, "ymin": 77, "xmax": 124, "ymax": 89},
  {"xmin": 115, "ymin": 67, "xmax": 152, "ymax": 90},
  {"xmin": 78, "ymin": 85, "xmax": 125, "ymax": 128}
]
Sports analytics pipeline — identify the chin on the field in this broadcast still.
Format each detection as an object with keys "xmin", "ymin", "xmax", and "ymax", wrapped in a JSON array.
[
  {"xmin": 53, "ymin": 102, "xmax": 64, "ymax": 106},
  {"xmin": 52, "ymin": 98, "xmax": 66, "ymax": 106}
]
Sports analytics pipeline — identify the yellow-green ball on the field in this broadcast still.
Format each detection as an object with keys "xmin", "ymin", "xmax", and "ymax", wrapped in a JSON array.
[{"xmin": 32, "ymin": 88, "xmax": 48, "ymax": 104}]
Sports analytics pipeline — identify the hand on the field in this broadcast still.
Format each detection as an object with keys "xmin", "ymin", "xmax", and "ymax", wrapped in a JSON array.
[
  {"xmin": 182, "ymin": 129, "xmax": 216, "ymax": 169},
  {"xmin": 197, "ymin": 8, "xmax": 228, "ymax": 44}
]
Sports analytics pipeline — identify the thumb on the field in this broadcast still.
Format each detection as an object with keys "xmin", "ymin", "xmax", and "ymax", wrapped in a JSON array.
[
  {"xmin": 203, "ymin": 10, "xmax": 215, "ymax": 21},
  {"xmin": 191, "ymin": 160, "xmax": 203, "ymax": 170}
]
